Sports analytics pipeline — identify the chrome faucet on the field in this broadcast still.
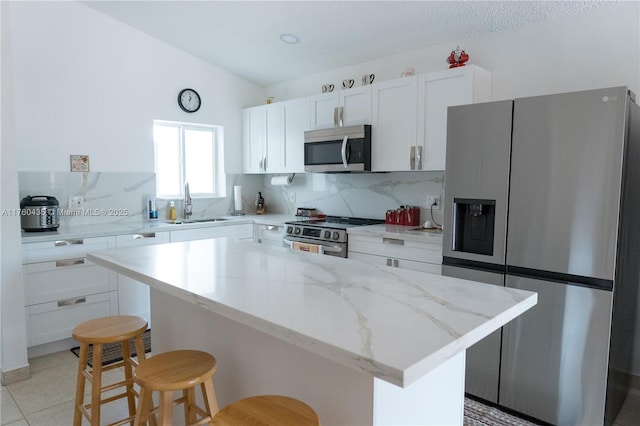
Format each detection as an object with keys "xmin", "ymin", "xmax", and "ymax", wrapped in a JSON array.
[{"xmin": 184, "ymin": 182, "xmax": 193, "ymax": 220}]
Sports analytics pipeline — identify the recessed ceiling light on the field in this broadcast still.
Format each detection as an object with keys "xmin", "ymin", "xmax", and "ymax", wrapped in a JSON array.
[{"xmin": 280, "ymin": 33, "xmax": 300, "ymax": 44}]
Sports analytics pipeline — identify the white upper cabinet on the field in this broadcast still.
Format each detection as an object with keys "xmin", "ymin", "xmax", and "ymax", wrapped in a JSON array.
[
  {"xmin": 265, "ymin": 102, "xmax": 285, "ymax": 173},
  {"xmin": 371, "ymin": 76, "xmax": 418, "ymax": 171},
  {"xmin": 243, "ymin": 99, "xmax": 310, "ymax": 174},
  {"xmin": 283, "ymin": 98, "xmax": 310, "ymax": 173},
  {"xmin": 242, "ymin": 105, "xmax": 265, "ymax": 173},
  {"xmin": 416, "ymin": 65, "xmax": 491, "ymax": 171},
  {"xmin": 242, "ymin": 65, "xmax": 490, "ymax": 173},
  {"xmin": 310, "ymin": 86, "xmax": 371, "ymax": 130}
]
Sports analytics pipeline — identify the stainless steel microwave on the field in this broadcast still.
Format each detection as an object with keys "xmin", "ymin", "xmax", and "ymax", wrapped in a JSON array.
[{"xmin": 304, "ymin": 125, "xmax": 371, "ymax": 172}]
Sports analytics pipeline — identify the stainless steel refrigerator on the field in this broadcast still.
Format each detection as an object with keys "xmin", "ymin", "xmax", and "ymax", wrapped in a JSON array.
[{"xmin": 442, "ymin": 86, "xmax": 640, "ymax": 425}]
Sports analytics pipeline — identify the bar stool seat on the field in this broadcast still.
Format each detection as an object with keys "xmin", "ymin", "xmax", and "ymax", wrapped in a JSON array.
[
  {"xmin": 73, "ymin": 315, "xmax": 148, "ymax": 426},
  {"xmin": 134, "ymin": 350, "xmax": 219, "ymax": 426},
  {"xmin": 212, "ymin": 395, "xmax": 320, "ymax": 426}
]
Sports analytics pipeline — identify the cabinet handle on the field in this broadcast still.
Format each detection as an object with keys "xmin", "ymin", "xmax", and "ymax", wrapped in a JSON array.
[
  {"xmin": 393, "ymin": 259, "xmax": 399, "ymax": 268},
  {"xmin": 415, "ymin": 146, "xmax": 423, "ymax": 170},
  {"xmin": 55, "ymin": 239, "xmax": 83, "ymax": 246},
  {"xmin": 266, "ymin": 225, "xmax": 279, "ymax": 231},
  {"xmin": 263, "ymin": 156, "xmax": 267, "ymax": 172},
  {"xmin": 133, "ymin": 233, "xmax": 156, "ymax": 239},
  {"xmin": 386, "ymin": 258, "xmax": 392, "ymax": 266},
  {"xmin": 339, "ymin": 106, "xmax": 344, "ymax": 127},
  {"xmin": 410, "ymin": 146, "xmax": 416, "ymax": 170},
  {"xmin": 56, "ymin": 258, "xmax": 85, "ymax": 267},
  {"xmin": 58, "ymin": 296, "xmax": 86, "ymax": 307},
  {"xmin": 383, "ymin": 237, "xmax": 405, "ymax": 246},
  {"xmin": 334, "ymin": 107, "xmax": 339, "ymax": 127}
]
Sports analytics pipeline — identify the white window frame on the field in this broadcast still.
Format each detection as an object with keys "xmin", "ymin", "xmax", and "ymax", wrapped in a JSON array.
[{"xmin": 153, "ymin": 120, "xmax": 226, "ymax": 199}]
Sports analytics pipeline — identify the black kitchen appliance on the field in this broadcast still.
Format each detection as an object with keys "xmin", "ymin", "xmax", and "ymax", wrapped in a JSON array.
[{"xmin": 20, "ymin": 195, "xmax": 60, "ymax": 232}]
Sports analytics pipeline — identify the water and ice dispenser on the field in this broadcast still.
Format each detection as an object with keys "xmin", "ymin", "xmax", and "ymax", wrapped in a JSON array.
[{"xmin": 452, "ymin": 199, "xmax": 496, "ymax": 256}]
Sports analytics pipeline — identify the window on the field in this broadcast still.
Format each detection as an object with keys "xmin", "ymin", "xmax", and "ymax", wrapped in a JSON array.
[{"xmin": 153, "ymin": 120, "xmax": 225, "ymax": 198}]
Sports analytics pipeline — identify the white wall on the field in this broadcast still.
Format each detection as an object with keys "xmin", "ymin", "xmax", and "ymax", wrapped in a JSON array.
[
  {"xmin": 10, "ymin": 1, "xmax": 265, "ymax": 173},
  {"xmin": 1, "ymin": 1, "xmax": 29, "ymax": 382},
  {"xmin": 265, "ymin": 2, "xmax": 639, "ymax": 103},
  {"xmin": 3, "ymin": 0, "xmax": 265, "ymax": 378}
]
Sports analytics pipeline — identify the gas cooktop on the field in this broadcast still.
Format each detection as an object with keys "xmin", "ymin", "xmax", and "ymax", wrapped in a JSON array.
[{"xmin": 290, "ymin": 216, "xmax": 385, "ymax": 229}]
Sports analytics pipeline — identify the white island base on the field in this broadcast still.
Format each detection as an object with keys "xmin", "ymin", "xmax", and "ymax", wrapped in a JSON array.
[{"xmin": 151, "ymin": 289, "xmax": 465, "ymax": 425}]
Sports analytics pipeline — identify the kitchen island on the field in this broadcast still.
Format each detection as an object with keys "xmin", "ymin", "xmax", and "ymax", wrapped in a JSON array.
[{"xmin": 88, "ymin": 238, "xmax": 536, "ymax": 425}]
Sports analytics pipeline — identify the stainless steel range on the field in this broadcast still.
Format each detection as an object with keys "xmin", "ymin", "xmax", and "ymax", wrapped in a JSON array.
[{"xmin": 284, "ymin": 216, "xmax": 384, "ymax": 258}]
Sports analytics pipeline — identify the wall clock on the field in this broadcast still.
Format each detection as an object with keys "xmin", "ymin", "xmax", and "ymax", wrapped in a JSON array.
[{"xmin": 178, "ymin": 88, "xmax": 201, "ymax": 113}]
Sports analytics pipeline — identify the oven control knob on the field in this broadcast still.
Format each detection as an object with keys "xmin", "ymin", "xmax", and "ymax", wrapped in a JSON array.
[
  {"xmin": 324, "ymin": 230, "xmax": 331, "ymax": 239},
  {"xmin": 286, "ymin": 226, "xmax": 293, "ymax": 234},
  {"xmin": 332, "ymin": 231, "xmax": 340, "ymax": 240},
  {"xmin": 294, "ymin": 227, "xmax": 302, "ymax": 235}
]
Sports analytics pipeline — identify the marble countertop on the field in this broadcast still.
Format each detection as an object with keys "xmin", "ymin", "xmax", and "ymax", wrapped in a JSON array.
[
  {"xmin": 348, "ymin": 223, "xmax": 443, "ymax": 244},
  {"xmin": 20, "ymin": 214, "xmax": 295, "ymax": 243},
  {"xmin": 88, "ymin": 238, "xmax": 536, "ymax": 387}
]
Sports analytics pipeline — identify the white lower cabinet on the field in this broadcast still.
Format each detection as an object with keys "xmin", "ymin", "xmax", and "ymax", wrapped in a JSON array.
[
  {"xmin": 26, "ymin": 292, "xmax": 118, "ymax": 347},
  {"xmin": 116, "ymin": 232, "xmax": 170, "ymax": 326},
  {"xmin": 348, "ymin": 234, "xmax": 442, "ymax": 275},
  {"xmin": 169, "ymin": 223, "xmax": 253, "ymax": 242},
  {"xmin": 22, "ymin": 236, "xmax": 118, "ymax": 348},
  {"xmin": 254, "ymin": 223, "xmax": 285, "ymax": 247}
]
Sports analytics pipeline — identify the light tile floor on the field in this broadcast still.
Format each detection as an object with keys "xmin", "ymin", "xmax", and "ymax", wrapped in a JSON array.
[{"xmin": 2, "ymin": 350, "xmax": 640, "ymax": 425}]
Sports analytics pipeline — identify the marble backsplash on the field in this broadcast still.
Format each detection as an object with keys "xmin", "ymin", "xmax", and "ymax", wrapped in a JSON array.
[
  {"xmin": 256, "ymin": 171, "xmax": 445, "ymax": 226},
  {"xmin": 17, "ymin": 172, "xmax": 263, "ymax": 226},
  {"xmin": 17, "ymin": 171, "xmax": 444, "ymax": 226}
]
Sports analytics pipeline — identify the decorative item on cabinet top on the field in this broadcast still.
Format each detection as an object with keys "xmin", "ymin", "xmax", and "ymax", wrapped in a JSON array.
[{"xmin": 447, "ymin": 46, "xmax": 469, "ymax": 68}]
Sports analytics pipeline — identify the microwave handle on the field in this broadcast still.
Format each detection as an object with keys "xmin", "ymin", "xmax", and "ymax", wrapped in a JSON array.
[{"xmin": 341, "ymin": 135, "xmax": 349, "ymax": 168}]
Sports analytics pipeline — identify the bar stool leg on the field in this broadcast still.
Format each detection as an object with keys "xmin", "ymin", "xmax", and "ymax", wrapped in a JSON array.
[
  {"xmin": 73, "ymin": 343, "xmax": 89, "ymax": 426},
  {"xmin": 183, "ymin": 388, "xmax": 196, "ymax": 425},
  {"xmin": 201, "ymin": 378, "xmax": 219, "ymax": 418},
  {"xmin": 122, "ymin": 339, "xmax": 136, "ymax": 419},
  {"xmin": 91, "ymin": 343, "xmax": 103, "ymax": 426},
  {"xmin": 159, "ymin": 391, "xmax": 175, "ymax": 425},
  {"xmin": 135, "ymin": 387, "xmax": 152, "ymax": 426},
  {"xmin": 134, "ymin": 333, "xmax": 147, "ymax": 363}
]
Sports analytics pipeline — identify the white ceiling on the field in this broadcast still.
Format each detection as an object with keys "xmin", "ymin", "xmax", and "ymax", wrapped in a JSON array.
[{"xmin": 81, "ymin": 1, "xmax": 605, "ymax": 87}]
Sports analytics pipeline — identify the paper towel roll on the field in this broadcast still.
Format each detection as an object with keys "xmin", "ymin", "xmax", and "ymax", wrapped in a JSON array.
[
  {"xmin": 233, "ymin": 185, "xmax": 242, "ymax": 211},
  {"xmin": 270, "ymin": 175, "xmax": 293, "ymax": 186}
]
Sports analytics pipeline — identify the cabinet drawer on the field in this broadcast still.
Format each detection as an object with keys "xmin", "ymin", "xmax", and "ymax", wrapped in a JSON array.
[
  {"xmin": 349, "ymin": 235, "xmax": 442, "ymax": 265},
  {"xmin": 24, "ymin": 260, "xmax": 116, "ymax": 306},
  {"xmin": 349, "ymin": 252, "xmax": 442, "ymax": 275},
  {"xmin": 116, "ymin": 232, "xmax": 170, "ymax": 247},
  {"xmin": 255, "ymin": 224, "xmax": 284, "ymax": 244},
  {"xmin": 23, "ymin": 236, "xmax": 116, "ymax": 264},
  {"xmin": 26, "ymin": 291, "xmax": 118, "ymax": 347},
  {"xmin": 170, "ymin": 224, "xmax": 253, "ymax": 243}
]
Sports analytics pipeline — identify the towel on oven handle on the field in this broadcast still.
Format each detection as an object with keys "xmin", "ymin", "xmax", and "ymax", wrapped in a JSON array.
[{"xmin": 291, "ymin": 241, "xmax": 324, "ymax": 254}]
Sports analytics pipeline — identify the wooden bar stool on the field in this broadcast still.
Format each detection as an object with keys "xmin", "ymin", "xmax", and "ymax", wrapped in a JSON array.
[
  {"xmin": 133, "ymin": 350, "xmax": 219, "ymax": 426},
  {"xmin": 212, "ymin": 395, "xmax": 320, "ymax": 426},
  {"xmin": 73, "ymin": 315, "xmax": 148, "ymax": 426}
]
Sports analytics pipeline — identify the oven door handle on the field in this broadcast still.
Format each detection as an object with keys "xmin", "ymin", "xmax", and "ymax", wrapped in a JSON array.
[
  {"xmin": 321, "ymin": 245, "xmax": 343, "ymax": 254},
  {"xmin": 341, "ymin": 135, "xmax": 349, "ymax": 169}
]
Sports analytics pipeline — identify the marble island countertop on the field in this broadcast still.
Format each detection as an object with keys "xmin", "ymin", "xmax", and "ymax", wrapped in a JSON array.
[
  {"xmin": 88, "ymin": 238, "xmax": 536, "ymax": 388},
  {"xmin": 20, "ymin": 214, "xmax": 295, "ymax": 243}
]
